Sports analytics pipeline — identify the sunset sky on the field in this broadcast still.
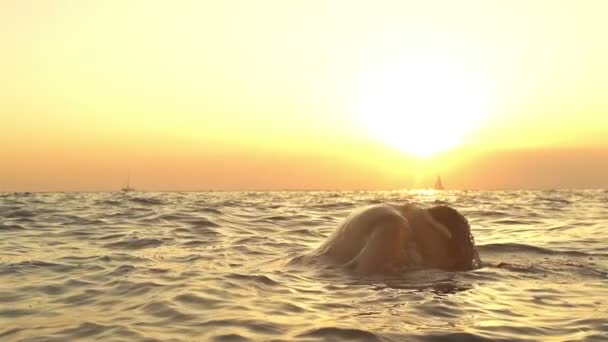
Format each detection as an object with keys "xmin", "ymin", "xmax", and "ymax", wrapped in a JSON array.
[{"xmin": 1, "ymin": 0, "xmax": 607, "ymax": 191}]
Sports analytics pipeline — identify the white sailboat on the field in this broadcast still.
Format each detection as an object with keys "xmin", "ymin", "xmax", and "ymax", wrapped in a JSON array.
[
  {"xmin": 434, "ymin": 176, "xmax": 445, "ymax": 190},
  {"xmin": 121, "ymin": 172, "xmax": 136, "ymax": 192}
]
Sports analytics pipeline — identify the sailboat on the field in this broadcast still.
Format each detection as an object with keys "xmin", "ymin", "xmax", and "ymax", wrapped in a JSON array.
[
  {"xmin": 121, "ymin": 172, "xmax": 136, "ymax": 192},
  {"xmin": 434, "ymin": 176, "xmax": 445, "ymax": 190}
]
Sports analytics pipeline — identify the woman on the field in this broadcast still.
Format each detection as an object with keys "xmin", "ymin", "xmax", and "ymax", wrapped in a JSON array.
[{"xmin": 311, "ymin": 203, "xmax": 480, "ymax": 274}]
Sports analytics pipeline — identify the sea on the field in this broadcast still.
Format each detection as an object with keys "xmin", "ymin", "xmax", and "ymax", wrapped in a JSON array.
[{"xmin": 1, "ymin": 190, "xmax": 607, "ymax": 341}]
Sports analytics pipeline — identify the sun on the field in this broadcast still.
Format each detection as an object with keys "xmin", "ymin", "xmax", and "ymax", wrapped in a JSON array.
[{"xmin": 353, "ymin": 57, "xmax": 488, "ymax": 157}]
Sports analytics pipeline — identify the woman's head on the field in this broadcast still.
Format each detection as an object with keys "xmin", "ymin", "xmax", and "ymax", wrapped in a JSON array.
[{"xmin": 409, "ymin": 205, "xmax": 480, "ymax": 271}]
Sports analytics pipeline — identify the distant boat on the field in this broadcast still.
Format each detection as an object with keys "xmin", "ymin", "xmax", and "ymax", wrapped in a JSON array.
[
  {"xmin": 121, "ymin": 172, "xmax": 136, "ymax": 192},
  {"xmin": 434, "ymin": 176, "xmax": 445, "ymax": 190}
]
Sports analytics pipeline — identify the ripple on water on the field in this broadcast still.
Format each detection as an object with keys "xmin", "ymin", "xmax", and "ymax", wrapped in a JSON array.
[
  {"xmin": 5, "ymin": 209, "xmax": 36, "ymax": 218},
  {"xmin": 416, "ymin": 332, "xmax": 507, "ymax": 342},
  {"xmin": 297, "ymin": 327, "xmax": 381, "ymax": 341},
  {"xmin": 225, "ymin": 273, "xmax": 281, "ymax": 286},
  {"xmin": 180, "ymin": 239, "xmax": 209, "ymax": 247},
  {"xmin": 0, "ymin": 223, "xmax": 25, "ymax": 231},
  {"xmin": 140, "ymin": 301, "xmax": 194, "ymax": 322},
  {"xmin": 0, "ymin": 308, "xmax": 36, "ymax": 318},
  {"xmin": 1, "ymin": 190, "xmax": 607, "ymax": 341},
  {"xmin": 199, "ymin": 319, "xmax": 285, "ymax": 336},
  {"xmin": 128, "ymin": 197, "xmax": 165, "ymax": 205},
  {"xmin": 0, "ymin": 328, "xmax": 23, "ymax": 340},
  {"xmin": 0, "ymin": 260, "xmax": 79, "ymax": 276},
  {"xmin": 107, "ymin": 264, "xmax": 137, "ymax": 276},
  {"xmin": 38, "ymin": 284, "xmax": 67, "ymax": 296},
  {"xmin": 198, "ymin": 207, "xmax": 223, "ymax": 215},
  {"xmin": 105, "ymin": 279, "xmax": 164, "ymax": 297},
  {"xmin": 173, "ymin": 293, "xmax": 225, "ymax": 310},
  {"xmin": 103, "ymin": 238, "xmax": 164, "ymax": 250},
  {"xmin": 97, "ymin": 233, "xmax": 127, "ymax": 240},
  {"xmin": 21, "ymin": 322, "xmax": 149, "ymax": 342},
  {"xmin": 57, "ymin": 289, "xmax": 104, "ymax": 306},
  {"xmin": 186, "ymin": 217, "xmax": 221, "ymax": 227},
  {"xmin": 211, "ymin": 333, "xmax": 251, "ymax": 342}
]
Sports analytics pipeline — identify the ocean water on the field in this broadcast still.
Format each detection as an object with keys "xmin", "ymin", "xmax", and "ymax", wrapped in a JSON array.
[{"xmin": 1, "ymin": 190, "xmax": 607, "ymax": 341}]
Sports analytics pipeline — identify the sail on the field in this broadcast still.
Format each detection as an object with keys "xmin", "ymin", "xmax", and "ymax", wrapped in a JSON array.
[
  {"xmin": 121, "ymin": 171, "xmax": 135, "ymax": 192},
  {"xmin": 434, "ymin": 176, "xmax": 444, "ymax": 190}
]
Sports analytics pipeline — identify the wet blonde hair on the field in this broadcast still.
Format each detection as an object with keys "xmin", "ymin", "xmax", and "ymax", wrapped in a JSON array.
[{"xmin": 426, "ymin": 205, "xmax": 481, "ymax": 270}]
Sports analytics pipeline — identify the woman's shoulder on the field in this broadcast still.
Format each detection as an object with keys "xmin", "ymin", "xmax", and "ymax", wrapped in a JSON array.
[
  {"xmin": 336, "ymin": 203, "xmax": 410, "ymax": 236},
  {"xmin": 349, "ymin": 203, "xmax": 404, "ymax": 220},
  {"xmin": 347, "ymin": 202, "xmax": 424, "ymax": 223}
]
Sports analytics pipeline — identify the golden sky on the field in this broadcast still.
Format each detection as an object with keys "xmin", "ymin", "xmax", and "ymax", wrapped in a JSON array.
[{"xmin": 1, "ymin": 0, "xmax": 607, "ymax": 191}]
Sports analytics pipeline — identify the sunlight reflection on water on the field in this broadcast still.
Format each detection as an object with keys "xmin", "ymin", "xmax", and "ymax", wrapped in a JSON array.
[{"xmin": 0, "ymin": 190, "xmax": 607, "ymax": 341}]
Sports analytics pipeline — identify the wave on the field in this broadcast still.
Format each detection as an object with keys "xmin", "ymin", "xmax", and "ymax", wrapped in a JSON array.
[
  {"xmin": 225, "ymin": 273, "xmax": 281, "ymax": 286},
  {"xmin": 2, "ymin": 190, "xmax": 608, "ymax": 341},
  {"xmin": 141, "ymin": 300, "xmax": 194, "ymax": 321},
  {"xmin": 297, "ymin": 327, "xmax": 381, "ymax": 341},
  {"xmin": 198, "ymin": 318, "xmax": 285, "ymax": 336},
  {"xmin": 103, "ymin": 238, "xmax": 164, "ymax": 250},
  {"xmin": 535, "ymin": 197, "xmax": 573, "ymax": 204},
  {"xmin": 0, "ymin": 223, "xmax": 25, "ymax": 231},
  {"xmin": 478, "ymin": 243, "xmax": 608, "ymax": 257},
  {"xmin": 415, "ymin": 332, "xmax": 513, "ymax": 342},
  {"xmin": 0, "ymin": 260, "xmax": 79, "ymax": 275},
  {"xmin": 127, "ymin": 197, "xmax": 164, "ymax": 205},
  {"xmin": 4, "ymin": 209, "xmax": 36, "ymax": 218}
]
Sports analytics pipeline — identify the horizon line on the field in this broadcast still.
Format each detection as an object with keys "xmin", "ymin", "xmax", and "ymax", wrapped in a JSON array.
[{"xmin": 2, "ymin": 187, "xmax": 606, "ymax": 194}]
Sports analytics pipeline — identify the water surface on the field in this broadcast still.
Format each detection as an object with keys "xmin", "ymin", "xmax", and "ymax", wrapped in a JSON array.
[{"xmin": 1, "ymin": 190, "xmax": 607, "ymax": 341}]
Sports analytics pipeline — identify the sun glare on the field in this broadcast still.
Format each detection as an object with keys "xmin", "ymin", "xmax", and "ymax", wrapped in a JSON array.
[{"xmin": 353, "ymin": 57, "xmax": 489, "ymax": 157}]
